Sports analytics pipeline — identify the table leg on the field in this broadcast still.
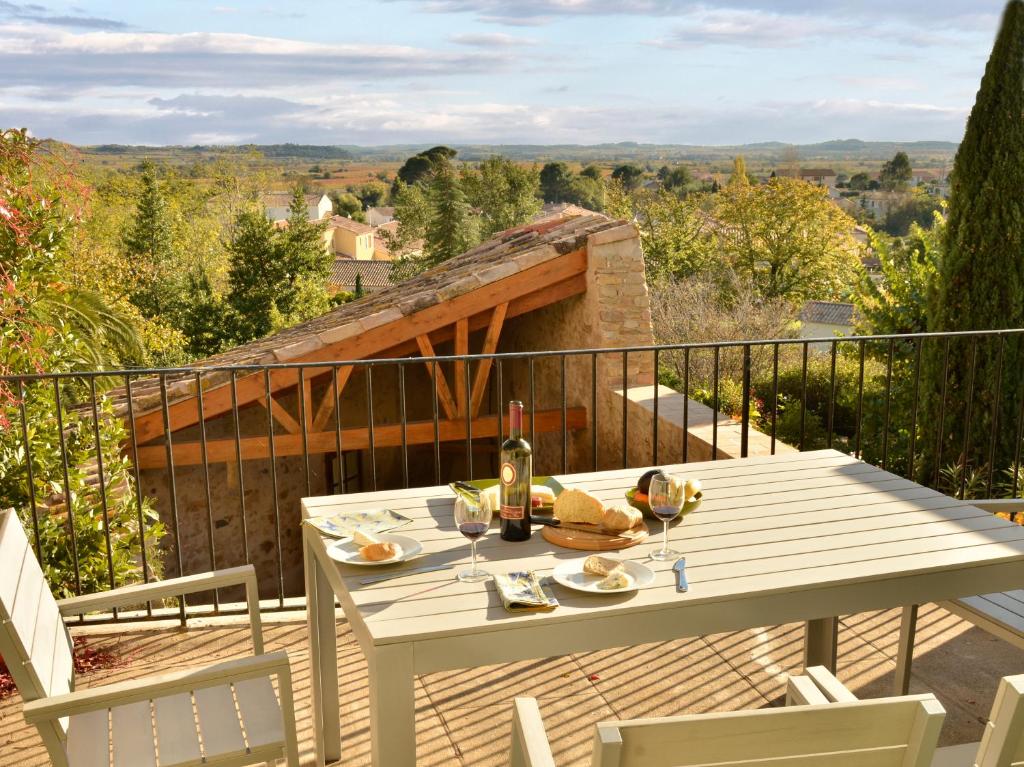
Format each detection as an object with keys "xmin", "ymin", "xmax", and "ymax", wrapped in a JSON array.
[
  {"xmin": 894, "ymin": 604, "xmax": 918, "ymax": 696},
  {"xmin": 804, "ymin": 617, "xmax": 838, "ymax": 672},
  {"xmin": 305, "ymin": 535, "xmax": 341, "ymax": 764},
  {"xmin": 368, "ymin": 643, "xmax": 416, "ymax": 766}
]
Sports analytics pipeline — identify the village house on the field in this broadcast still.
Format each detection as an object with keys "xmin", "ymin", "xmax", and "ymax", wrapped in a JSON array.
[
  {"xmin": 799, "ymin": 300, "xmax": 856, "ymax": 348},
  {"xmin": 365, "ymin": 205, "xmax": 395, "ymax": 226},
  {"xmin": 261, "ymin": 191, "xmax": 332, "ymax": 223},
  {"xmin": 776, "ymin": 167, "xmax": 839, "ymax": 190},
  {"xmin": 326, "ymin": 215, "xmax": 375, "ymax": 259}
]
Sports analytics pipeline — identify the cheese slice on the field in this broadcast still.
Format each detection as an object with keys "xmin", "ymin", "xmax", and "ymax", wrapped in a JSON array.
[
  {"xmin": 596, "ymin": 570, "xmax": 635, "ymax": 590},
  {"xmin": 353, "ymin": 529, "xmax": 381, "ymax": 546}
]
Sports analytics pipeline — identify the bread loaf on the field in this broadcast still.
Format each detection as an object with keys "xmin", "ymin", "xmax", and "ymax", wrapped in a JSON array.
[
  {"xmin": 554, "ymin": 487, "xmax": 604, "ymax": 524},
  {"xmin": 360, "ymin": 542, "xmax": 401, "ymax": 562},
  {"xmin": 602, "ymin": 505, "xmax": 642, "ymax": 532},
  {"xmin": 583, "ymin": 555, "xmax": 621, "ymax": 577}
]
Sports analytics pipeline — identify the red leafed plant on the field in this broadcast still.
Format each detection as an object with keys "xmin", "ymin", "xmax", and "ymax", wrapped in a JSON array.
[{"xmin": 0, "ymin": 638, "xmax": 127, "ymax": 699}]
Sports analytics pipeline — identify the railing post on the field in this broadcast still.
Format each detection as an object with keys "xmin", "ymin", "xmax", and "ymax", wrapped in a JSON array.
[{"xmin": 740, "ymin": 344, "xmax": 751, "ymax": 459}]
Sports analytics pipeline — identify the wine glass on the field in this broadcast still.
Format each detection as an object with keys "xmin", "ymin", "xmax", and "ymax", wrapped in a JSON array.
[
  {"xmin": 648, "ymin": 474, "xmax": 683, "ymax": 562},
  {"xmin": 454, "ymin": 495, "xmax": 490, "ymax": 582}
]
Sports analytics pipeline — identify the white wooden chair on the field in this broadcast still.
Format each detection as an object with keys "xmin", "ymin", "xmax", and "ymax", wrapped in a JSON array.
[
  {"xmin": 792, "ymin": 665, "xmax": 1024, "ymax": 767},
  {"xmin": 509, "ymin": 671, "xmax": 945, "ymax": 767},
  {"xmin": 0, "ymin": 508, "xmax": 300, "ymax": 767},
  {"xmin": 897, "ymin": 499, "xmax": 1024, "ymax": 695}
]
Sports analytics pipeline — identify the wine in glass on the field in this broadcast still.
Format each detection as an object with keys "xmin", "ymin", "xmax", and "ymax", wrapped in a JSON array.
[
  {"xmin": 454, "ymin": 495, "xmax": 490, "ymax": 582},
  {"xmin": 648, "ymin": 474, "xmax": 683, "ymax": 562}
]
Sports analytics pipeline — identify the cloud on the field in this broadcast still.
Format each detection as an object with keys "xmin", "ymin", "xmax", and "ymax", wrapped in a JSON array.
[
  {"xmin": 395, "ymin": 0, "xmax": 1001, "ymax": 29},
  {"xmin": 0, "ymin": 0, "xmax": 128, "ymax": 29},
  {"xmin": 449, "ymin": 32, "xmax": 537, "ymax": 46},
  {"xmin": 0, "ymin": 85, "xmax": 970, "ymax": 146},
  {"xmin": 647, "ymin": 8, "xmax": 844, "ymax": 48},
  {"xmin": 0, "ymin": 23, "xmax": 511, "ymax": 88}
]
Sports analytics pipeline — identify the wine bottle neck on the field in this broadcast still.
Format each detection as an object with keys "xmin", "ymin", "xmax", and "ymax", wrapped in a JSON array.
[{"xmin": 508, "ymin": 401, "xmax": 523, "ymax": 438}]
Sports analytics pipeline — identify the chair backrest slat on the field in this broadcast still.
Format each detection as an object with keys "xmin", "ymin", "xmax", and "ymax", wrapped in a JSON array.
[
  {"xmin": 975, "ymin": 675, "xmax": 1024, "ymax": 767},
  {"xmin": 0, "ymin": 510, "xmax": 74, "ymax": 707},
  {"xmin": 592, "ymin": 694, "xmax": 944, "ymax": 767}
]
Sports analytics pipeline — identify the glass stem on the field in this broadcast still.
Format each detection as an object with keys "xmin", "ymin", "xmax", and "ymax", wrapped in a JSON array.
[
  {"xmin": 663, "ymin": 518, "xmax": 669, "ymax": 553},
  {"xmin": 471, "ymin": 539, "xmax": 477, "ymax": 571}
]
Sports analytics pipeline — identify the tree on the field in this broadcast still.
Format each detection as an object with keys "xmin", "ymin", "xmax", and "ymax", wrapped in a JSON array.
[
  {"xmin": 395, "ymin": 145, "xmax": 456, "ymax": 188},
  {"xmin": 662, "ymin": 166, "xmax": 692, "ymax": 193},
  {"xmin": 122, "ymin": 161, "xmax": 176, "ymax": 318},
  {"xmin": 714, "ymin": 177, "xmax": 861, "ymax": 304},
  {"xmin": 461, "ymin": 157, "xmax": 541, "ymax": 237},
  {"xmin": 330, "ymin": 191, "xmax": 364, "ymax": 221},
  {"xmin": 849, "ymin": 172, "xmax": 871, "ymax": 191},
  {"xmin": 853, "ymin": 214, "xmax": 943, "ymax": 335},
  {"xmin": 379, "ymin": 179, "xmax": 431, "ymax": 260},
  {"xmin": 922, "ymin": 0, "xmax": 1024, "ymax": 476},
  {"xmin": 225, "ymin": 210, "xmax": 283, "ymax": 342},
  {"xmin": 728, "ymin": 155, "xmax": 750, "ymax": 187},
  {"xmin": 1, "ymin": 128, "xmax": 162, "ymax": 596},
  {"xmin": 580, "ymin": 164, "xmax": 603, "ymax": 181},
  {"xmin": 882, "ymin": 192, "xmax": 943, "ymax": 236},
  {"xmin": 423, "ymin": 158, "xmax": 478, "ymax": 267},
  {"xmin": 606, "ymin": 182, "xmax": 716, "ymax": 280},
  {"xmin": 539, "ymin": 161, "xmax": 574, "ymax": 203},
  {"xmin": 880, "ymin": 151, "xmax": 912, "ymax": 191},
  {"xmin": 611, "ymin": 164, "xmax": 644, "ymax": 191},
  {"xmin": 354, "ymin": 273, "xmax": 364, "ymax": 299}
]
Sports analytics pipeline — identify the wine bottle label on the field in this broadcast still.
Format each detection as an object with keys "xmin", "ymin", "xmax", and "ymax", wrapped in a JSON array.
[
  {"xmin": 500, "ymin": 504, "xmax": 525, "ymax": 520},
  {"xmin": 499, "ymin": 462, "xmax": 517, "ymax": 486}
]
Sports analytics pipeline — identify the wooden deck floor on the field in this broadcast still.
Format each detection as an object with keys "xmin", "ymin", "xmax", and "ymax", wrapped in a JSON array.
[{"xmin": 3, "ymin": 604, "xmax": 1023, "ymax": 765}]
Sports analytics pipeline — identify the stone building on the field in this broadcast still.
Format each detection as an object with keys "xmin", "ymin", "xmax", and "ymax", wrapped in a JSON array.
[{"xmin": 116, "ymin": 209, "xmax": 783, "ymax": 598}]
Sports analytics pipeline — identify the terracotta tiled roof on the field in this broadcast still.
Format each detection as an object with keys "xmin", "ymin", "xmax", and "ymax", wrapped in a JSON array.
[
  {"xmin": 801, "ymin": 301, "xmax": 855, "ymax": 326},
  {"xmin": 328, "ymin": 215, "xmax": 373, "ymax": 235},
  {"xmin": 261, "ymin": 192, "xmax": 324, "ymax": 207},
  {"xmin": 117, "ymin": 212, "xmax": 622, "ymax": 416},
  {"xmin": 329, "ymin": 259, "xmax": 395, "ymax": 290}
]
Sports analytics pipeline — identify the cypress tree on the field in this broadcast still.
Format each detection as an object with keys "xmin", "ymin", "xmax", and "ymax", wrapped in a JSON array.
[
  {"xmin": 123, "ymin": 161, "xmax": 174, "ymax": 317},
  {"xmin": 922, "ymin": 0, "xmax": 1024, "ymax": 484},
  {"xmin": 424, "ymin": 158, "xmax": 478, "ymax": 266}
]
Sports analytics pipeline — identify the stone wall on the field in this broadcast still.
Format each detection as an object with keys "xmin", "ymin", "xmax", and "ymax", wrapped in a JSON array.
[{"xmin": 140, "ymin": 221, "xmax": 790, "ymax": 599}]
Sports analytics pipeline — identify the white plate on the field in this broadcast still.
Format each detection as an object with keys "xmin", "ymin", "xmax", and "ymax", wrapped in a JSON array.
[
  {"xmin": 551, "ymin": 559, "xmax": 655, "ymax": 594},
  {"xmin": 326, "ymin": 533, "xmax": 423, "ymax": 566}
]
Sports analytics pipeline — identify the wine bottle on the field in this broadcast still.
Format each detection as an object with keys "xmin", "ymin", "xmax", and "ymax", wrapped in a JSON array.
[{"xmin": 499, "ymin": 400, "xmax": 533, "ymax": 542}]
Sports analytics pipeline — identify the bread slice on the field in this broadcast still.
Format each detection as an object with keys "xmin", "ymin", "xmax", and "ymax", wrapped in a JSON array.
[
  {"xmin": 554, "ymin": 487, "xmax": 605, "ymax": 525},
  {"xmin": 360, "ymin": 542, "xmax": 401, "ymax": 562},
  {"xmin": 583, "ymin": 555, "xmax": 621, "ymax": 577}
]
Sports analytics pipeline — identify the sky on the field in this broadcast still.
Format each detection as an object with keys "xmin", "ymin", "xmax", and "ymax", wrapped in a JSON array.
[{"xmin": 0, "ymin": 0, "xmax": 1009, "ymax": 146}]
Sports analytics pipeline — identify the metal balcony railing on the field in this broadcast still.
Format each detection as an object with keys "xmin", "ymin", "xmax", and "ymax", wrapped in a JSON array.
[{"xmin": 3, "ymin": 329, "xmax": 1023, "ymax": 624}]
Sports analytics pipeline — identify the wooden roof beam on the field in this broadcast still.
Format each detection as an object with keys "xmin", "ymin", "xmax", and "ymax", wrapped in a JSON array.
[
  {"xmin": 415, "ymin": 335, "xmax": 458, "ymax": 421},
  {"xmin": 131, "ymin": 247, "xmax": 587, "ymax": 445},
  {"xmin": 470, "ymin": 303, "xmax": 508, "ymax": 417},
  {"xmin": 132, "ymin": 407, "xmax": 587, "ymax": 469}
]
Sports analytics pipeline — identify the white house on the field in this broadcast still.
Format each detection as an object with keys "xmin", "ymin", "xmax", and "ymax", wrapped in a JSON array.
[
  {"xmin": 800, "ymin": 301, "xmax": 856, "ymax": 349},
  {"xmin": 262, "ymin": 192, "xmax": 333, "ymax": 223}
]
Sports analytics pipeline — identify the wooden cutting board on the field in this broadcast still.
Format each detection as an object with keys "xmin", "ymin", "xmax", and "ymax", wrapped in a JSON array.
[{"xmin": 541, "ymin": 520, "xmax": 649, "ymax": 551}]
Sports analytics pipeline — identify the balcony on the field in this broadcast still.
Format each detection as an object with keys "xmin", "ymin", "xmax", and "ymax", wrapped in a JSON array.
[
  {"xmin": 3, "ymin": 331, "xmax": 1024, "ymax": 765},
  {"xmin": 3, "ymin": 605, "xmax": 1023, "ymax": 765}
]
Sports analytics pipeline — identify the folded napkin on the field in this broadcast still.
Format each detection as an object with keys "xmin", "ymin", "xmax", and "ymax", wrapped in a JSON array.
[
  {"xmin": 304, "ymin": 508, "xmax": 411, "ymax": 539},
  {"xmin": 493, "ymin": 571, "xmax": 559, "ymax": 613}
]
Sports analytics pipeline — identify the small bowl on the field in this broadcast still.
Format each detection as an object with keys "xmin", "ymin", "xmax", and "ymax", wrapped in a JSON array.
[{"xmin": 626, "ymin": 487, "xmax": 703, "ymax": 520}]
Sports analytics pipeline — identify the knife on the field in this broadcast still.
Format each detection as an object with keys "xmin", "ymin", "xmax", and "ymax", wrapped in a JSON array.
[
  {"xmin": 533, "ymin": 517, "xmax": 633, "ymax": 538},
  {"xmin": 358, "ymin": 564, "xmax": 453, "ymax": 585},
  {"xmin": 672, "ymin": 557, "xmax": 688, "ymax": 593}
]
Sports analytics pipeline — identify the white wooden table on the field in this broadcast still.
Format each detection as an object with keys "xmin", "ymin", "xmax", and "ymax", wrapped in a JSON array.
[{"xmin": 301, "ymin": 449, "xmax": 1024, "ymax": 765}]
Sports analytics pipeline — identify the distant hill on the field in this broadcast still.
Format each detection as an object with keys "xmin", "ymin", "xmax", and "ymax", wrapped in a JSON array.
[{"xmin": 73, "ymin": 138, "xmax": 958, "ymax": 171}]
